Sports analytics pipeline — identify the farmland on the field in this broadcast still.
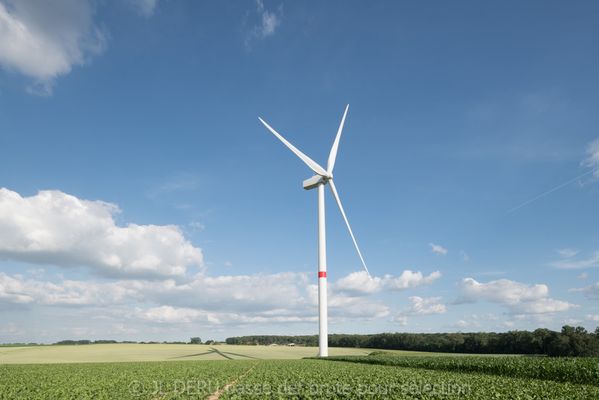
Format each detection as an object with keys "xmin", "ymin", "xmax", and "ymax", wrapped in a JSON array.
[
  {"xmin": 0, "ymin": 343, "xmax": 372, "ymax": 364},
  {"xmin": 1, "ymin": 345, "xmax": 599, "ymax": 399}
]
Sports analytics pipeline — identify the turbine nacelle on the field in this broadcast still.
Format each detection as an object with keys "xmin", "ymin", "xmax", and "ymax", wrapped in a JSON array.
[{"xmin": 303, "ymin": 175, "xmax": 329, "ymax": 190}]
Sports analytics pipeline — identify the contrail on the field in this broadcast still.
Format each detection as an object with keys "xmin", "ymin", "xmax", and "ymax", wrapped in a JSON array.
[{"xmin": 506, "ymin": 168, "xmax": 598, "ymax": 214}]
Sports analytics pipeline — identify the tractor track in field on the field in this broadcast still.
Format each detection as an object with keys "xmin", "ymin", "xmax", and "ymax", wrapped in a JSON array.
[
  {"xmin": 207, "ymin": 363, "xmax": 257, "ymax": 400},
  {"xmin": 172, "ymin": 347, "xmax": 259, "ymax": 360}
]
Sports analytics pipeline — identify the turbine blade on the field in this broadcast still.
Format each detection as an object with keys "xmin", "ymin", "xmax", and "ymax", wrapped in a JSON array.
[
  {"xmin": 327, "ymin": 104, "xmax": 349, "ymax": 174},
  {"xmin": 328, "ymin": 179, "xmax": 371, "ymax": 277},
  {"xmin": 259, "ymin": 117, "xmax": 329, "ymax": 177}
]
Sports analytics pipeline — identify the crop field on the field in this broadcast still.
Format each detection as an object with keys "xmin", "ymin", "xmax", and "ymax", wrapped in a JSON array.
[
  {"xmin": 1, "ymin": 346, "xmax": 599, "ymax": 399},
  {"xmin": 324, "ymin": 352, "xmax": 599, "ymax": 386},
  {"xmin": 0, "ymin": 344, "xmax": 374, "ymax": 364}
]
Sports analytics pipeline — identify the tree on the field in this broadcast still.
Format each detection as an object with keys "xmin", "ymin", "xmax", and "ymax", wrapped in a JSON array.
[{"xmin": 189, "ymin": 337, "xmax": 202, "ymax": 344}]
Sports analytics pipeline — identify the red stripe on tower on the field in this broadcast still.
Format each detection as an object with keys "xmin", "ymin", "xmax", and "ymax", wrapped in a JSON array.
[{"xmin": 318, "ymin": 271, "xmax": 327, "ymax": 278}]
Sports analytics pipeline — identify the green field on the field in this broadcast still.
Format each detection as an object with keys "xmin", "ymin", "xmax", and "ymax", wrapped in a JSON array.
[{"xmin": 2, "ymin": 345, "xmax": 599, "ymax": 399}]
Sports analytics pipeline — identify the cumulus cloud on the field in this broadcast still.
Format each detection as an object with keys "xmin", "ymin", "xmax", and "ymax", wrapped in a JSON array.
[
  {"xmin": 327, "ymin": 292, "xmax": 390, "ymax": 320},
  {"xmin": 458, "ymin": 277, "xmax": 576, "ymax": 314},
  {"xmin": 0, "ymin": 188, "xmax": 203, "ymax": 278},
  {"xmin": 429, "ymin": 243, "xmax": 448, "ymax": 255},
  {"xmin": 0, "ymin": 267, "xmax": 412, "ymax": 328},
  {"xmin": 0, "ymin": 0, "xmax": 106, "ymax": 94},
  {"xmin": 582, "ymin": 138, "xmax": 599, "ymax": 178},
  {"xmin": 459, "ymin": 278, "xmax": 548, "ymax": 304},
  {"xmin": 144, "ymin": 272, "xmax": 313, "ymax": 313},
  {"xmin": 333, "ymin": 270, "xmax": 441, "ymax": 296},
  {"xmin": 406, "ymin": 296, "xmax": 447, "ymax": 315},
  {"xmin": 333, "ymin": 271, "xmax": 381, "ymax": 295},
  {"xmin": 0, "ymin": 272, "xmax": 138, "ymax": 306},
  {"xmin": 394, "ymin": 296, "xmax": 446, "ymax": 325},
  {"xmin": 136, "ymin": 305, "xmax": 319, "ymax": 326}
]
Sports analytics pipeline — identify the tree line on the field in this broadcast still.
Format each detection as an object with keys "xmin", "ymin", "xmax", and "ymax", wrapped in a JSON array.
[{"xmin": 226, "ymin": 326, "xmax": 599, "ymax": 357}]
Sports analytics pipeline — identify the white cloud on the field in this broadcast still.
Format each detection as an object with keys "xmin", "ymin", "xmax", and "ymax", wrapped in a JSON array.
[
  {"xmin": 564, "ymin": 318, "xmax": 582, "ymax": 325},
  {"xmin": 136, "ymin": 305, "xmax": 321, "ymax": 326},
  {"xmin": 385, "ymin": 270, "xmax": 442, "ymax": 290},
  {"xmin": 333, "ymin": 270, "xmax": 441, "ymax": 296},
  {"xmin": 129, "ymin": 0, "xmax": 159, "ymax": 17},
  {"xmin": 245, "ymin": 0, "xmax": 282, "ymax": 50},
  {"xmin": 137, "ymin": 306, "xmax": 219, "ymax": 324},
  {"xmin": 586, "ymin": 314, "xmax": 599, "ymax": 322},
  {"xmin": 582, "ymin": 138, "xmax": 599, "ymax": 178},
  {"xmin": 0, "ymin": 0, "xmax": 106, "ymax": 94},
  {"xmin": 458, "ymin": 277, "xmax": 576, "ymax": 314},
  {"xmin": 0, "ymin": 273, "xmax": 35, "ymax": 304},
  {"xmin": 557, "ymin": 248, "xmax": 578, "ymax": 258},
  {"xmin": 333, "ymin": 271, "xmax": 382, "ymax": 295},
  {"xmin": 0, "ymin": 188, "xmax": 203, "ymax": 278},
  {"xmin": 0, "ymin": 270, "xmax": 312, "ymax": 316},
  {"xmin": 429, "ymin": 243, "xmax": 447, "ymax": 255},
  {"xmin": 452, "ymin": 314, "xmax": 508, "ymax": 330},
  {"xmin": 454, "ymin": 319, "xmax": 472, "ymax": 329},
  {"xmin": 151, "ymin": 272, "xmax": 313, "ymax": 313},
  {"xmin": 0, "ymin": 272, "xmax": 137, "ymax": 306},
  {"xmin": 571, "ymin": 282, "xmax": 599, "ymax": 299},
  {"xmin": 551, "ymin": 251, "xmax": 599, "ymax": 269},
  {"xmin": 0, "ymin": 266, "xmax": 427, "ymax": 328},
  {"xmin": 327, "ymin": 292, "xmax": 390, "ymax": 320},
  {"xmin": 515, "ymin": 298, "xmax": 574, "ymax": 314},
  {"xmin": 255, "ymin": 0, "xmax": 280, "ymax": 37},
  {"xmin": 406, "ymin": 296, "xmax": 447, "ymax": 315},
  {"xmin": 394, "ymin": 296, "xmax": 446, "ymax": 325},
  {"xmin": 578, "ymin": 272, "xmax": 588, "ymax": 280}
]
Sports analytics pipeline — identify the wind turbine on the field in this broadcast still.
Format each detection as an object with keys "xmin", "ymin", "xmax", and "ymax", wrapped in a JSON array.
[{"xmin": 258, "ymin": 105, "xmax": 370, "ymax": 357}]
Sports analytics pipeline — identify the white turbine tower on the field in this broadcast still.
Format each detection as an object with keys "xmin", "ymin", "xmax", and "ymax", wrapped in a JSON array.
[{"xmin": 258, "ymin": 104, "xmax": 370, "ymax": 357}]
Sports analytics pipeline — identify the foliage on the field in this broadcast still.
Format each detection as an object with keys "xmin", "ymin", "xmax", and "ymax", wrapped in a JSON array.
[
  {"xmin": 189, "ymin": 337, "xmax": 202, "ymax": 344},
  {"xmin": 220, "ymin": 359, "xmax": 599, "ymax": 399},
  {"xmin": 0, "ymin": 360, "xmax": 253, "ymax": 399},
  {"xmin": 323, "ymin": 352, "xmax": 599, "ymax": 386},
  {"xmin": 227, "ymin": 325, "xmax": 599, "ymax": 356}
]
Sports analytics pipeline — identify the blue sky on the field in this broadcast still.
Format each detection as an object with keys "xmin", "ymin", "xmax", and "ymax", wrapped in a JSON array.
[{"xmin": 1, "ymin": 0, "xmax": 599, "ymax": 342}]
